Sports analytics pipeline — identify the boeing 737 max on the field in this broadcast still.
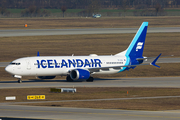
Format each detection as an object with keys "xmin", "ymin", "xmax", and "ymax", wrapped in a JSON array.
[{"xmin": 5, "ymin": 22, "xmax": 161, "ymax": 83}]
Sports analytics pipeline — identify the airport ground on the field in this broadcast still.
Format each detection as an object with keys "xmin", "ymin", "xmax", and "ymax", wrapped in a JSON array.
[
  {"xmin": 0, "ymin": 17, "xmax": 180, "ymax": 119},
  {"xmin": 1, "ymin": 16, "xmax": 180, "ymax": 30},
  {"xmin": 1, "ymin": 77, "xmax": 180, "ymax": 119},
  {"xmin": 1, "ymin": 87, "xmax": 180, "ymax": 111}
]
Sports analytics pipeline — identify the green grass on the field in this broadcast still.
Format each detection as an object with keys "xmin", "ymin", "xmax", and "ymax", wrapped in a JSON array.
[
  {"xmin": 99, "ymin": 9, "xmax": 143, "ymax": 13},
  {"xmin": 66, "ymin": 9, "xmax": 84, "ymax": 13},
  {"xmin": 99, "ymin": 9, "xmax": 122, "ymax": 12},
  {"xmin": 165, "ymin": 9, "xmax": 180, "ymax": 12},
  {"xmin": 6, "ymin": 8, "xmax": 180, "ymax": 14},
  {"xmin": 5, "ymin": 8, "xmax": 140, "ymax": 14},
  {"xmin": 7, "ymin": 9, "xmax": 85, "ymax": 13},
  {"xmin": 43, "ymin": 9, "xmax": 84, "ymax": 13},
  {"xmin": 7, "ymin": 9, "xmax": 24, "ymax": 13}
]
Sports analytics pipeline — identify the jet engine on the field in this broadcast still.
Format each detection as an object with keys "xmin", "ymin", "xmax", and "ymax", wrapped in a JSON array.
[{"xmin": 70, "ymin": 69, "xmax": 90, "ymax": 80}]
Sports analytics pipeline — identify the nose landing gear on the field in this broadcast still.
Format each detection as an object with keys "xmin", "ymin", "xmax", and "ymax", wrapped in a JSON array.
[
  {"xmin": 18, "ymin": 79, "xmax": 22, "ymax": 83},
  {"xmin": 13, "ymin": 75, "xmax": 22, "ymax": 83}
]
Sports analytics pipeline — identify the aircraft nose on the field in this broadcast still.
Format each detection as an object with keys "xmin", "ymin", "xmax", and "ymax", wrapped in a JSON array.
[{"xmin": 5, "ymin": 65, "xmax": 13, "ymax": 74}]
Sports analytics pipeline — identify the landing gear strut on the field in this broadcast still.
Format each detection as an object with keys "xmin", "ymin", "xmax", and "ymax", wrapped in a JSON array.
[
  {"xmin": 86, "ymin": 77, "xmax": 94, "ymax": 82},
  {"xmin": 66, "ymin": 75, "xmax": 73, "ymax": 82},
  {"xmin": 18, "ymin": 79, "xmax": 22, "ymax": 83}
]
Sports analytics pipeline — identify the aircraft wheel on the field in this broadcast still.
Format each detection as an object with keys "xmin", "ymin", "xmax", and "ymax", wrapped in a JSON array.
[
  {"xmin": 66, "ymin": 75, "xmax": 73, "ymax": 82},
  {"xmin": 86, "ymin": 77, "xmax": 94, "ymax": 82},
  {"xmin": 18, "ymin": 79, "xmax": 22, "ymax": 83}
]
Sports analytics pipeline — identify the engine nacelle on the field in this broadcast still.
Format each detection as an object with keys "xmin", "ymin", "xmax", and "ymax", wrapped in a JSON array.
[
  {"xmin": 70, "ymin": 69, "xmax": 90, "ymax": 80},
  {"xmin": 38, "ymin": 76, "xmax": 56, "ymax": 79}
]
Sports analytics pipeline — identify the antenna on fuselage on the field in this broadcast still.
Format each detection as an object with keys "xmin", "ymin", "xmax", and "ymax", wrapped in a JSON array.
[{"xmin": 37, "ymin": 51, "xmax": 40, "ymax": 56}]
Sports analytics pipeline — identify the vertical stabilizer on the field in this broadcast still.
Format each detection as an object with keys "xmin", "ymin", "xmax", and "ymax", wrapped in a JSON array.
[
  {"xmin": 115, "ymin": 22, "xmax": 148, "ymax": 58},
  {"xmin": 125, "ymin": 22, "xmax": 148, "ymax": 58}
]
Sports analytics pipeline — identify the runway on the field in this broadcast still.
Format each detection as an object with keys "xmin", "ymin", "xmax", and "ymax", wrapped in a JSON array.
[
  {"xmin": 0, "ymin": 27, "xmax": 180, "ymax": 37},
  {"xmin": 1, "ymin": 77, "xmax": 180, "ymax": 88},
  {"xmin": 1, "ymin": 105, "xmax": 180, "ymax": 120}
]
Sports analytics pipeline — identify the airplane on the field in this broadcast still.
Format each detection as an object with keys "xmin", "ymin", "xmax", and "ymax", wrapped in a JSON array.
[
  {"xmin": 93, "ymin": 14, "xmax": 101, "ymax": 18},
  {"xmin": 5, "ymin": 22, "xmax": 161, "ymax": 83}
]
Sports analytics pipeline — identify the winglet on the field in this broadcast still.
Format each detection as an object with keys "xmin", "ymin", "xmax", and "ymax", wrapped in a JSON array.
[
  {"xmin": 37, "ymin": 51, "xmax": 40, "ymax": 56},
  {"xmin": 150, "ymin": 53, "xmax": 161, "ymax": 68}
]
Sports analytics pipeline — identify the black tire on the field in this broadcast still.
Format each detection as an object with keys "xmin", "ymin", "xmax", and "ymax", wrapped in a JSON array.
[
  {"xmin": 18, "ymin": 79, "xmax": 22, "ymax": 83},
  {"xmin": 66, "ymin": 75, "xmax": 73, "ymax": 82},
  {"xmin": 86, "ymin": 77, "xmax": 94, "ymax": 82}
]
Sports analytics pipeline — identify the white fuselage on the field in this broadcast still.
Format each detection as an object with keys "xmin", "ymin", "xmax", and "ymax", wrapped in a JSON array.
[{"xmin": 5, "ymin": 55, "xmax": 127, "ymax": 77}]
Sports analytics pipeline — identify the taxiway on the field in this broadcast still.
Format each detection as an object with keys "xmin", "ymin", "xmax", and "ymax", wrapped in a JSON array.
[
  {"xmin": 1, "ymin": 105, "xmax": 180, "ymax": 120},
  {"xmin": 0, "ymin": 27, "xmax": 180, "ymax": 37},
  {"xmin": 0, "ymin": 77, "xmax": 180, "ymax": 88}
]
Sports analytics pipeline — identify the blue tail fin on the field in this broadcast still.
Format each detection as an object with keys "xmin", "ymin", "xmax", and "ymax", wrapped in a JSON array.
[{"xmin": 125, "ymin": 22, "xmax": 148, "ymax": 58}]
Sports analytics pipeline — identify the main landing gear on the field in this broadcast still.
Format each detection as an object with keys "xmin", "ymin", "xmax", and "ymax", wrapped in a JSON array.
[
  {"xmin": 18, "ymin": 78, "xmax": 22, "ymax": 83},
  {"xmin": 66, "ymin": 75, "xmax": 73, "ymax": 82},
  {"xmin": 86, "ymin": 77, "xmax": 94, "ymax": 82}
]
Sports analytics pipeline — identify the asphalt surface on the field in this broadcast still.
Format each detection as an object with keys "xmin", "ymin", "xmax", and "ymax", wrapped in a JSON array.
[
  {"xmin": 0, "ymin": 62, "xmax": 9, "ymax": 67},
  {"xmin": 0, "ymin": 77, "xmax": 180, "ymax": 88},
  {"xmin": 0, "ymin": 27, "xmax": 180, "ymax": 37},
  {"xmin": 1, "ymin": 105, "xmax": 180, "ymax": 120}
]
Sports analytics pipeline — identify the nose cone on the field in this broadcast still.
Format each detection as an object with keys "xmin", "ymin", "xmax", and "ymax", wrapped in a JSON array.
[{"xmin": 5, "ymin": 65, "xmax": 13, "ymax": 74}]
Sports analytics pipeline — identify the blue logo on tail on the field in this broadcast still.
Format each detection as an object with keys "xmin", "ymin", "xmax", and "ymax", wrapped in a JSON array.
[{"xmin": 126, "ymin": 22, "xmax": 148, "ymax": 58}]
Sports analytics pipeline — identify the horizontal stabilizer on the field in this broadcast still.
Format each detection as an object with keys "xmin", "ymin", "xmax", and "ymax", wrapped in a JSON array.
[
  {"xmin": 150, "ymin": 53, "xmax": 162, "ymax": 68},
  {"xmin": 136, "ymin": 55, "xmax": 173, "ymax": 61}
]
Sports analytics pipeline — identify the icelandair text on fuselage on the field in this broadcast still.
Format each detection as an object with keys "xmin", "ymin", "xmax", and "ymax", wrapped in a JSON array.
[{"xmin": 36, "ymin": 59, "xmax": 102, "ymax": 68}]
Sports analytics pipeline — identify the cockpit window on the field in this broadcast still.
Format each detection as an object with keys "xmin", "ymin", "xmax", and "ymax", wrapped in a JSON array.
[
  {"xmin": 10, "ymin": 62, "xmax": 16, "ymax": 65},
  {"xmin": 10, "ymin": 62, "xmax": 21, "ymax": 65},
  {"xmin": 16, "ymin": 63, "xmax": 21, "ymax": 65}
]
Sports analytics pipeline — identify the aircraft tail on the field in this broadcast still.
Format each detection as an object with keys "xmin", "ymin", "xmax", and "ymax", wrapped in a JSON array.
[{"xmin": 115, "ymin": 22, "xmax": 148, "ymax": 58}]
